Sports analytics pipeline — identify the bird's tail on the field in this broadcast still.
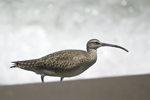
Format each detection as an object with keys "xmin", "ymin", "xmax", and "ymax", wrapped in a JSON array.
[
  {"xmin": 11, "ymin": 59, "xmax": 37, "ymax": 69},
  {"xmin": 11, "ymin": 62, "xmax": 19, "ymax": 68}
]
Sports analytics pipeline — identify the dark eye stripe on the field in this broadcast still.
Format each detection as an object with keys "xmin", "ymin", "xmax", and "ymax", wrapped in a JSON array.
[{"xmin": 95, "ymin": 42, "xmax": 100, "ymax": 44}]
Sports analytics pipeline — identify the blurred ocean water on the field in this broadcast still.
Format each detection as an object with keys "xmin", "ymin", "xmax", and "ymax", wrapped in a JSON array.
[{"xmin": 0, "ymin": 0, "xmax": 150, "ymax": 85}]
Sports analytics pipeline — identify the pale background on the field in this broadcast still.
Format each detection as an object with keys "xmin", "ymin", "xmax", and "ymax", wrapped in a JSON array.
[{"xmin": 0, "ymin": 0, "xmax": 149, "ymax": 85}]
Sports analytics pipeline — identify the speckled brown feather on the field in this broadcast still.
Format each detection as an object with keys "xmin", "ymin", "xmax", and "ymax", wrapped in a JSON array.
[{"xmin": 11, "ymin": 50, "xmax": 89, "ymax": 73}]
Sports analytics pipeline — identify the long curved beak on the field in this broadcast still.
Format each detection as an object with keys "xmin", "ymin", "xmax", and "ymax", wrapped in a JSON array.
[{"xmin": 101, "ymin": 43, "xmax": 129, "ymax": 52}]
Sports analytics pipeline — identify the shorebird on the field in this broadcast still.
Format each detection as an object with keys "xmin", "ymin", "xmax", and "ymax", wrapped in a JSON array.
[{"xmin": 11, "ymin": 39, "xmax": 128, "ymax": 83}]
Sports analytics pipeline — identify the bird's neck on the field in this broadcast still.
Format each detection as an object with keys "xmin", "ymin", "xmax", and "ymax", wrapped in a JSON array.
[{"xmin": 87, "ymin": 48, "xmax": 97, "ymax": 61}]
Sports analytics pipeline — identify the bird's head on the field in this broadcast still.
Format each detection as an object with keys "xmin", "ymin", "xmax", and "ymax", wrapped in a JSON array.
[{"xmin": 87, "ymin": 39, "xmax": 128, "ymax": 52}]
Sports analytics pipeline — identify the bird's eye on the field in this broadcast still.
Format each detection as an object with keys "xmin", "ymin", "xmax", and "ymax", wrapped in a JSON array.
[{"xmin": 95, "ymin": 42, "xmax": 100, "ymax": 44}]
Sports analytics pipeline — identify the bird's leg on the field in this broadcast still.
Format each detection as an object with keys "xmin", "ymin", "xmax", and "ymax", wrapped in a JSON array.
[
  {"xmin": 60, "ymin": 77, "xmax": 64, "ymax": 81},
  {"xmin": 41, "ymin": 74, "xmax": 45, "ymax": 83}
]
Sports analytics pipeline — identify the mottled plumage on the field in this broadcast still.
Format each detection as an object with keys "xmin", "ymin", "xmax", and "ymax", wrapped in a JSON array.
[{"xmin": 11, "ymin": 39, "xmax": 128, "ymax": 82}]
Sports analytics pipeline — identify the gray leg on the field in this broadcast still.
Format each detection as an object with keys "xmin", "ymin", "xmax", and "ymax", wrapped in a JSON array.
[
  {"xmin": 60, "ymin": 77, "xmax": 64, "ymax": 81},
  {"xmin": 41, "ymin": 74, "xmax": 45, "ymax": 83}
]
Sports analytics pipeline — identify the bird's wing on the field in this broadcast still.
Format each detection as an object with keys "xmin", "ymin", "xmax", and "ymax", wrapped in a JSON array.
[{"xmin": 35, "ymin": 50, "xmax": 88, "ymax": 73}]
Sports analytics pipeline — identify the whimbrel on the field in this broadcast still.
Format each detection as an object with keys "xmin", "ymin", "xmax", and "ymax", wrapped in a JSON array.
[{"xmin": 11, "ymin": 39, "xmax": 128, "ymax": 83}]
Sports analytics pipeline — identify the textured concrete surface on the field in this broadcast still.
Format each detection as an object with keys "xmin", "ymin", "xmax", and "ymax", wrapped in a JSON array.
[{"xmin": 0, "ymin": 74, "xmax": 150, "ymax": 100}]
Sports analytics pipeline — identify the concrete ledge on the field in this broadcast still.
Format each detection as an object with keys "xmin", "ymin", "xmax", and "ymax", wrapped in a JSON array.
[{"xmin": 0, "ymin": 74, "xmax": 150, "ymax": 100}]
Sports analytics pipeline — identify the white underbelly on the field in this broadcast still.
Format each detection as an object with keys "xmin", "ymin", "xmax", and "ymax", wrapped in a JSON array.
[
  {"xmin": 37, "ymin": 64, "xmax": 92, "ymax": 77},
  {"xmin": 40, "ymin": 67, "xmax": 83, "ymax": 77}
]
